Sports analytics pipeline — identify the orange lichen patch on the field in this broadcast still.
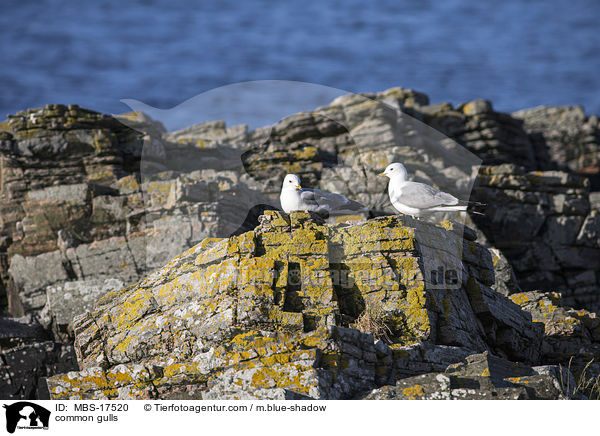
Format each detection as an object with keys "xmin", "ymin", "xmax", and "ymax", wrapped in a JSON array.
[
  {"xmin": 249, "ymin": 364, "xmax": 313, "ymax": 394},
  {"xmin": 436, "ymin": 220, "xmax": 454, "ymax": 232},
  {"xmin": 112, "ymin": 289, "xmax": 158, "ymax": 330},
  {"xmin": 402, "ymin": 384, "xmax": 425, "ymax": 399},
  {"xmin": 194, "ymin": 238, "xmax": 228, "ymax": 263},
  {"xmin": 509, "ymin": 293, "xmax": 531, "ymax": 307},
  {"xmin": 299, "ymin": 333, "xmax": 328, "ymax": 349},
  {"xmin": 238, "ymin": 257, "xmax": 276, "ymax": 286},
  {"xmin": 116, "ymin": 174, "xmax": 140, "ymax": 191},
  {"xmin": 229, "ymin": 331, "xmax": 275, "ymax": 349},
  {"xmin": 334, "ymin": 214, "xmax": 365, "ymax": 224}
]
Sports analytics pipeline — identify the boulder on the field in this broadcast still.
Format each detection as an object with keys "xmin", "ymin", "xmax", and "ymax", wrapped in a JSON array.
[
  {"xmin": 513, "ymin": 105, "xmax": 600, "ymax": 175},
  {"xmin": 46, "ymin": 211, "xmax": 543, "ymax": 399},
  {"xmin": 0, "ymin": 315, "xmax": 77, "ymax": 400},
  {"xmin": 472, "ymin": 165, "xmax": 600, "ymax": 311},
  {"xmin": 363, "ymin": 352, "xmax": 580, "ymax": 400},
  {"xmin": 510, "ymin": 290, "xmax": 600, "ymax": 399}
]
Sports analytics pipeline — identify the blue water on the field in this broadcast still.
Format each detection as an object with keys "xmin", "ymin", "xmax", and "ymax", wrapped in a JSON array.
[{"xmin": 1, "ymin": 0, "xmax": 599, "ymax": 127}]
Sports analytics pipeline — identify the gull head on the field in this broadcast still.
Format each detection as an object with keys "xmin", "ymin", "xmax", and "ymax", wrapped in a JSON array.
[
  {"xmin": 282, "ymin": 174, "xmax": 302, "ymax": 190},
  {"xmin": 379, "ymin": 162, "xmax": 408, "ymax": 181}
]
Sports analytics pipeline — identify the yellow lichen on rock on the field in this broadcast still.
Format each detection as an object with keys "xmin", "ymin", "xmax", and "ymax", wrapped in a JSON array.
[
  {"xmin": 47, "ymin": 210, "xmax": 507, "ymax": 399},
  {"xmin": 402, "ymin": 384, "xmax": 425, "ymax": 399}
]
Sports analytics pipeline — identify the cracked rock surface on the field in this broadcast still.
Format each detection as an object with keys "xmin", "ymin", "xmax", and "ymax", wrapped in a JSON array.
[{"xmin": 0, "ymin": 87, "xmax": 598, "ymax": 399}]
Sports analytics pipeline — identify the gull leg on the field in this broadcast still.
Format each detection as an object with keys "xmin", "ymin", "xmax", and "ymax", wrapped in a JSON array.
[{"xmin": 402, "ymin": 213, "xmax": 416, "ymax": 227}]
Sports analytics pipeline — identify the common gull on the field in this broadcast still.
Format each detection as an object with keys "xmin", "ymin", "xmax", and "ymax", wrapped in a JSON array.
[
  {"xmin": 380, "ymin": 162, "xmax": 469, "ymax": 217},
  {"xmin": 280, "ymin": 174, "xmax": 364, "ymax": 216}
]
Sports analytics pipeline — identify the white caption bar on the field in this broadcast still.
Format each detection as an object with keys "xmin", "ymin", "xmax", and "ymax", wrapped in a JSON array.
[{"xmin": 0, "ymin": 400, "xmax": 596, "ymax": 435}]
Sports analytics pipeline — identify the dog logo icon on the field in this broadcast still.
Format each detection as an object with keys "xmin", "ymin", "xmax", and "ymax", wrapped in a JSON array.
[{"xmin": 2, "ymin": 402, "xmax": 50, "ymax": 433}]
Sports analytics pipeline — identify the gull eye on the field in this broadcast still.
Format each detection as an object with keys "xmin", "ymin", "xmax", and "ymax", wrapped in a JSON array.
[{"xmin": 390, "ymin": 168, "xmax": 394, "ymax": 171}]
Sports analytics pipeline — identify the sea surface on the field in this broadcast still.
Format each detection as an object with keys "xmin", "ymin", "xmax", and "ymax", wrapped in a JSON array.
[{"xmin": 1, "ymin": 0, "xmax": 599, "ymax": 130}]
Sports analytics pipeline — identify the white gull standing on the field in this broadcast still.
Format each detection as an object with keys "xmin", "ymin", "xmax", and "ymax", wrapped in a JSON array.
[
  {"xmin": 280, "ymin": 174, "xmax": 364, "ymax": 216},
  {"xmin": 379, "ymin": 162, "xmax": 468, "ymax": 217}
]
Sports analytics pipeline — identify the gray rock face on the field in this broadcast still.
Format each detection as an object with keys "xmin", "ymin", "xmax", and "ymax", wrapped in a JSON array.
[
  {"xmin": 488, "ymin": 247, "xmax": 522, "ymax": 296},
  {"xmin": 513, "ymin": 105, "xmax": 600, "ymax": 175},
  {"xmin": 9, "ymin": 252, "xmax": 71, "ymax": 312},
  {"xmin": 39, "ymin": 211, "xmax": 546, "ymax": 399},
  {"xmin": 1, "ymin": 88, "xmax": 599, "ymax": 400},
  {"xmin": 45, "ymin": 279, "xmax": 124, "ymax": 340},
  {"xmin": 363, "ymin": 352, "xmax": 582, "ymax": 400},
  {"xmin": 421, "ymin": 100, "xmax": 539, "ymax": 170},
  {"xmin": 471, "ymin": 165, "xmax": 600, "ymax": 311},
  {"xmin": 509, "ymin": 290, "xmax": 600, "ymax": 386},
  {"xmin": 0, "ymin": 315, "xmax": 76, "ymax": 400}
]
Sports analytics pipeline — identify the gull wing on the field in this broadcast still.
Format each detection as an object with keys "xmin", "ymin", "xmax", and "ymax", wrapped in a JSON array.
[
  {"xmin": 391, "ymin": 182, "xmax": 458, "ymax": 209},
  {"xmin": 300, "ymin": 188, "xmax": 360, "ymax": 212}
]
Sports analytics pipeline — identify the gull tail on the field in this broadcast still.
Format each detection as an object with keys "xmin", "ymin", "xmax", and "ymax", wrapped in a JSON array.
[
  {"xmin": 428, "ymin": 205, "xmax": 486, "ymax": 216},
  {"xmin": 457, "ymin": 200, "xmax": 486, "ymax": 207},
  {"xmin": 428, "ymin": 205, "xmax": 468, "ymax": 212},
  {"xmin": 464, "ymin": 200, "xmax": 486, "ymax": 216}
]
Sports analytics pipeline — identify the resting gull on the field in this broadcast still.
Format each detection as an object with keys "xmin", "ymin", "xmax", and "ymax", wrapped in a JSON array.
[
  {"xmin": 280, "ymin": 174, "xmax": 364, "ymax": 216},
  {"xmin": 380, "ymin": 162, "xmax": 469, "ymax": 217}
]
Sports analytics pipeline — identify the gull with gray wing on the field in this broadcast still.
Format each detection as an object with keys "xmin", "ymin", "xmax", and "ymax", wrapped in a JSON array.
[
  {"xmin": 280, "ymin": 174, "xmax": 364, "ymax": 217},
  {"xmin": 380, "ymin": 162, "xmax": 469, "ymax": 217}
]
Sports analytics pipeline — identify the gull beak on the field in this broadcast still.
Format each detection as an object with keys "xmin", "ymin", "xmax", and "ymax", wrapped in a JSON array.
[
  {"xmin": 296, "ymin": 184, "xmax": 302, "ymax": 190},
  {"xmin": 378, "ymin": 171, "xmax": 386, "ymax": 177}
]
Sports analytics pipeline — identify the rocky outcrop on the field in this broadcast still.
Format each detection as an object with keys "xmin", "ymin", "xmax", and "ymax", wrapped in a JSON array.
[
  {"xmin": 417, "ymin": 99, "xmax": 540, "ymax": 170},
  {"xmin": 510, "ymin": 290, "xmax": 600, "ymax": 391},
  {"xmin": 240, "ymin": 89, "xmax": 481, "ymax": 212},
  {"xmin": 0, "ymin": 105, "xmax": 271, "ymax": 398},
  {"xmin": 513, "ymin": 105, "xmax": 600, "ymax": 176},
  {"xmin": 0, "ymin": 105, "xmax": 141, "ymax": 257},
  {"xmin": 416, "ymin": 100, "xmax": 600, "ymax": 178},
  {"xmin": 45, "ymin": 211, "xmax": 546, "ymax": 399},
  {"xmin": 364, "ymin": 351, "xmax": 581, "ymax": 400},
  {"xmin": 0, "ymin": 315, "xmax": 76, "ymax": 399},
  {"xmin": 472, "ymin": 165, "xmax": 600, "ymax": 311},
  {"xmin": 1, "ymin": 86, "xmax": 599, "ymax": 400},
  {"xmin": 0, "ymin": 106, "xmax": 270, "ymax": 317}
]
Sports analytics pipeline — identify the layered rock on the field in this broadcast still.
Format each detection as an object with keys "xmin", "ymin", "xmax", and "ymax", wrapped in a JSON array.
[
  {"xmin": 46, "ymin": 211, "xmax": 544, "ymax": 399},
  {"xmin": 0, "ymin": 106, "xmax": 271, "ymax": 314},
  {"xmin": 241, "ymin": 89, "xmax": 480, "ymax": 212},
  {"xmin": 0, "ymin": 315, "xmax": 76, "ymax": 399},
  {"xmin": 513, "ymin": 105, "xmax": 600, "ymax": 176},
  {"xmin": 510, "ymin": 291, "xmax": 600, "ymax": 388},
  {"xmin": 417, "ymin": 99, "xmax": 600, "ymax": 177},
  {"xmin": 1, "ymin": 86, "xmax": 599, "ymax": 400},
  {"xmin": 472, "ymin": 165, "xmax": 600, "ymax": 311},
  {"xmin": 0, "ymin": 105, "xmax": 272, "ymax": 398},
  {"xmin": 417, "ymin": 99, "xmax": 539, "ymax": 169},
  {"xmin": 364, "ymin": 351, "xmax": 581, "ymax": 400}
]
